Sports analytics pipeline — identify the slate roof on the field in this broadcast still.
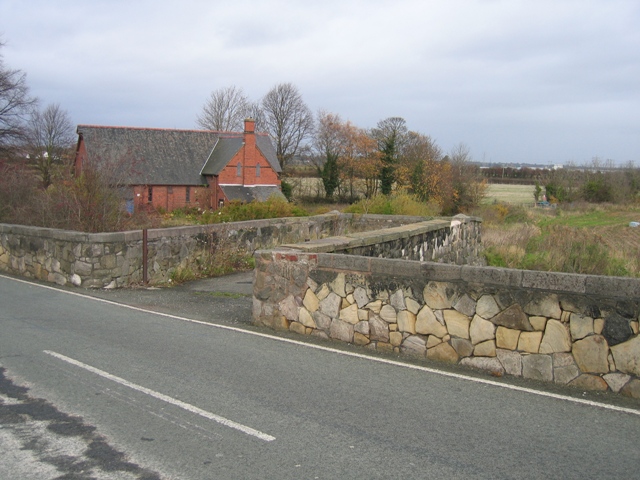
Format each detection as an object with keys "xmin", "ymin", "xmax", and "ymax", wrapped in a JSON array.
[
  {"xmin": 200, "ymin": 135, "xmax": 282, "ymax": 176},
  {"xmin": 220, "ymin": 185, "xmax": 286, "ymax": 203},
  {"xmin": 76, "ymin": 125, "xmax": 281, "ymax": 186}
]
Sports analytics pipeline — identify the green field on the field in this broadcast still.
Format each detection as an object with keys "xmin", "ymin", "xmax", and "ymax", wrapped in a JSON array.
[{"xmin": 482, "ymin": 184, "xmax": 536, "ymax": 205}]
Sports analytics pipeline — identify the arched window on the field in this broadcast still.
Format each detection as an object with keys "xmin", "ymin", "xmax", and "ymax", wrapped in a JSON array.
[
  {"xmin": 237, "ymin": 162, "xmax": 242, "ymax": 177},
  {"xmin": 256, "ymin": 163, "xmax": 261, "ymax": 177}
]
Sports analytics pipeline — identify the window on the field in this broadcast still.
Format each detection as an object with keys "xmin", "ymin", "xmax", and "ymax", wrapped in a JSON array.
[
  {"xmin": 148, "ymin": 187, "xmax": 153, "ymax": 203},
  {"xmin": 218, "ymin": 199, "xmax": 224, "ymax": 208},
  {"xmin": 236, "ymin": 162, "xmax": 242, "ymax": 177},
  {"xmin": 256, "ymin": 163, "xmax": 261, "ymax": 177},
  {"xmin": 186, "ymin": 186, "xmax": 191, "ymax": 203}
]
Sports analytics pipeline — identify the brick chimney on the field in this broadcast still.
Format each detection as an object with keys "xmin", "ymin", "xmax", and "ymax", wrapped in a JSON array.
[{"xmin": 244, "ymin": 118, "xmax": 255, "ymax": 134}]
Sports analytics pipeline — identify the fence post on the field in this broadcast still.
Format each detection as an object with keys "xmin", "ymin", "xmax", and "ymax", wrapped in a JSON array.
[{"xmin": 142, "ymin": 228, "xmax": 148, "ymax": 285}]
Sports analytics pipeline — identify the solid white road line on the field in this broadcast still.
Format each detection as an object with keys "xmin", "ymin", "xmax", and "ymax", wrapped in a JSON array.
[
  {"xmin": 3, "ymin": 274, "xmax": 639, "ymax": 417},
  {"xmin": 43, "ymin": 350, "xmax": 275, "ymax": 442}
]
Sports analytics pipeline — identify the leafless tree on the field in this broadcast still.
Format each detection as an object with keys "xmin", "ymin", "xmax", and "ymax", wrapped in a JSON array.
[
  {"xmin": 196, "ymin": 86, "xmax": 251, "ymax": 131},
  {"xmin": 27, "ymin": 103, "xmax": 76, "ymax": 187},
  {"xmin": 0, "ymin": 39, "xmax": 37, "ymax": 151},
  {"xmin": 261, "ymin": 83, "xmax": 314, "ymax": 170}
]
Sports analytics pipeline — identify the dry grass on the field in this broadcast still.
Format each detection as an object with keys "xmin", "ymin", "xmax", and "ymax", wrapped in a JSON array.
[{"xmin": 482, "ymin": 184, "xmax": 536, "ymax": 205}]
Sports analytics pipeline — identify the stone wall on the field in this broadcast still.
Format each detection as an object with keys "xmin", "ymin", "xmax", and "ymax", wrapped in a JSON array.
[
  {"xmin": 0, "ymin": 213, "xmax": 446, "ymax": 288},
  {"xmin": 253, "ymin": 250, "xmax": 640, "ymax": 399}
]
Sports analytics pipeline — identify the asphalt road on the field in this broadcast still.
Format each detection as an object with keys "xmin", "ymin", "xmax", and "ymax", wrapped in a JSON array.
[{"xmin": 1, "ymin": 272, "xmax": 639, "ymax": 479}]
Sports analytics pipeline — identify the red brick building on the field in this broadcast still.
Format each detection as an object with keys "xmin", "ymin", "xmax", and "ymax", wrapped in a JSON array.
[{"xmin": 74, "ymin": 119, "xmax": 283, "ymax": 212}]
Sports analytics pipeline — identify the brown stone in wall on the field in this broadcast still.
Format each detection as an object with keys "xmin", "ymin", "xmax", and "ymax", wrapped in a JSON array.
[{"xmin": 491, "ymin": 304, "xmax": 533, "ymax": 331}]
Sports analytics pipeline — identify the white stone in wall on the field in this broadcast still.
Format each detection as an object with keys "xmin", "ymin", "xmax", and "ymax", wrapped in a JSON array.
[
  {"xmin": 460, "ymin": 357, "xmax": 504, "ymax": 376},
  {"xmin": 402, "ymin": 335, "xmax": 426, "ymax": 355},
  {"xmin": 340, "ymin": 304, "xmax": 360, "ymax": 325},
  {"xmin": 397, "ymin": 310, "xmax": 417, "ymax": 334},
  {"xmin": 423, "ymin": 282, "xmax": 453, "ymax": 309},
  {"xmin": 476, "ymin": 295, "xmax": 501, "ymax": 320},
  {"xmin": 610, "ymin": 335, "xmax": 640, "ymax": 376},
  {"xmin": 380, "ymin": 305, "xmax": 397, "ymax": 323},
  {"xmin": 572, "ymin": 335, "xmax": 610, "ymax": 374},
  {"xmin": 330, "ymin": 319, "xmax": 354, "ymax": 342},
  {"xmin": 603, "ymin": 373, "xmax": 632, "ymax": 393},
  {"xmin": 539, "ymin": 320, "xmax": 571, "ymax": 354},
  {"xmin": 416, "ymin": 306, "xmax": 447, "ymax": 337},
  {"xmin": 443, "ymin": 310, "xmax": 470, "ymax": 339},
  {"xmin": 569, "ymin": 313, "xmax": 594, "ymax": 341},
  {"xmin": 70, "ymin": 274, "xmax": 82, "ymax": 287},
  {"xmin": 470, "ymin": 316, "xmax": 496, "ymax": 345},
  {"xmin": 319, "ymin": 292, "xmax": 342, "ymax": 318},
  {"xmin": 496, "ymin": 349, "xmax": 522, "ymax": 376},
  {"xmin": 354, "ymin": 321, "xmax": 370, "ymax": 335},
  {"xmin": 353, "ymin": 287, "xmax": 370, "ymax": 308},
  {"xmin": 390, "ymin": 290, "xmax": 406, "ymax": 311},
  {"xmin": 522, "ymin": 354, "xmax": 553, "ymax": 381},
  {"xmin": 517, "ymin": 331, "xmax": 543, "ymax": 353},
  {"xmin": 369, "ymin": 314, "xmax": 390, "ymax": 342}
]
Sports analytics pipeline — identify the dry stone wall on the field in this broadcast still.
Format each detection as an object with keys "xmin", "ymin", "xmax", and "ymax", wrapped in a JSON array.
[
  {"xmin": 0, "ymin": 213, "xmax": 434, "ymax": 288},
  {"xmin": 253, "ymin": 249, "xmax": 640, "ymax": 400}
]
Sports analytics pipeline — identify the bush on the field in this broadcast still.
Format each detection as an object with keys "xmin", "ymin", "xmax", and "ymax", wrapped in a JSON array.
[{"xmin": 344, "ymin": 193, "xmax": 439, "ymax": 217}]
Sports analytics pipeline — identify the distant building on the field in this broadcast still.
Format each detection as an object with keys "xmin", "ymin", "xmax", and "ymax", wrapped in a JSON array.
[{"xmin": 74, "ymin": 119, "xmax": 284, "ymax": 212}]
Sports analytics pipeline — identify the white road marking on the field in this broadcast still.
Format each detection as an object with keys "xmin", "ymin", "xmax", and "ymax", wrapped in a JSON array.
[
  {"xmin": 43, "ymin": 350, "xmax": 275, "ymax": 442},
  {"xmin": 3, "ymin": 274, "xmax": 639, "ymax": 417}
]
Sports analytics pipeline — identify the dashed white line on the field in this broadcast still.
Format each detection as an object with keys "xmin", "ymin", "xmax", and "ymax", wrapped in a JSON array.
[{"xmin": 43, "ymin": 350, "xmax": 275, "ymax": 442}]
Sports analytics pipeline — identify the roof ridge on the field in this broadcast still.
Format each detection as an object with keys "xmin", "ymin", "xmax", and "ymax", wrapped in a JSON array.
[{"xmin": 76, "ymin": 125, "xmax": 231, "ymax": 134}]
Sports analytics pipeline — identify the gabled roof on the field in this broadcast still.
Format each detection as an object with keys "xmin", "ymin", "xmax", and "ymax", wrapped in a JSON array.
[
  {"xmin": 200, "ymin": 134, "xmax": 282, "ymax": 176},
  {"xmin": 77, "ymin": 125, "xmax": 282, "ymax": 185}
]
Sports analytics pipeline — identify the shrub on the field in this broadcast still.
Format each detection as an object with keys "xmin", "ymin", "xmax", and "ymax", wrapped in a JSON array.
[{"xmin": 344, "ymin": 193, "xmax": 439, "ymax": 217}]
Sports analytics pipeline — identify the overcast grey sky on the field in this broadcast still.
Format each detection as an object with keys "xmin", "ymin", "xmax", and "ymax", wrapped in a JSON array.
[{"xmin": 2, "ymin": 0, "xmax": 638, "ymax": 165}]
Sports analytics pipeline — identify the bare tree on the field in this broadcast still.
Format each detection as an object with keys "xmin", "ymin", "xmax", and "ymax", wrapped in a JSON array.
[
  {"xmin": 0, "ymin": 39, "xmax": 37, "ymax": 150},
  {"xmin": 27, "ymin": 103, "xmax": 75, "ymax": 187},
  {"xmin": 196, "ymin": 86, "xmax": 251, "ymax": 131},
  {"xmin": 261, "ymin": 83, "xmax": 314, "ymax": 170}
]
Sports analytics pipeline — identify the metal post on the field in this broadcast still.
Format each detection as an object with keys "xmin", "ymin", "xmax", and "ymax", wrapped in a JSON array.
[{"xmin": 142, "ymin": 228, "xmax": 148, "ymax": 285}]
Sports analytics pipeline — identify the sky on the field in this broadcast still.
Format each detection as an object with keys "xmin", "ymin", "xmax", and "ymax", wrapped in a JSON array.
[{"xmin": 1, "ymin": 0, "xmax": 639, "ymax": 165}]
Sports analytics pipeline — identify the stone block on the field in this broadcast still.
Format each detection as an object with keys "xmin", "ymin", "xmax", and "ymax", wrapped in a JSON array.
[
  {"xmin": 529, "ymin": 316, "xmax": 547, "ymax": 331},
  {"xmin": 279, "ymin": 295, "xmax": 300, "ymax": 322},
  {"xmin": 405, "ymin": 297, "xmax": 421, "ymax": 315},
  {"xmin": 620, "ymin": 379, "xmax": 640, "ymax": 399},
  {"xmin": 423, "ymin": 281, "xmax": 455, "ymax": 310},
  {"xmin": 476, "ymin": 295, "xmax": 501, "ymax": 320},
  {"xmin": 524, "ymin": 295, "xmax": 562, "ymax": 319},
  {"xmin": 427, "ymin": 335, "xmax": 443, "ymax": 348},
  {"xmin": 390, "ymin": 289, "xmax": 406, "ymax": 311},
  {"xmin": 496, "ymin": 349, "xmax": 523, "ymax": 376},
  {"xmin": 602, "ymin": 312, "xmax": 633, "ymax": 347},
  {"xmin": 427, "ymin": 342, "xmax": 459, "ymax": 364},
  {"xmin": 340, "ymin": 304, "xmax": 360, "ymax": 325},
  {"xmin": 522, "ymin": 354, "xmax": 553, "ymax": 381},
  {"xmin": 319, "ymin": 292, "xmax": 342, "ymax": 318},
  {"xmin": 453, "ymin": 294, "xmax": 476, "ymax": 317},
  {"xmin": 303, "ymin": 288, "xmax": 320, "ymax": 312},
  {"xmin": 397, "ymin": 310, "xmax": 416, "ymax": 334},
  {"xmin": 568, "ymin": 374, "xmax": 609, "ymax": 392},
  {"xmin": 416, "ymin": 306, "xmax": 447, "ymax": 337},
  {"xmin": 354, "ymin": 332, "xmax": 370, "ymax": 345},
  {"xmin": 603, "ymin": 373, "xmax": 631, "ymax": 393},
  {"xmin": 290, "ymin": 322, "xmax": 307, "ymax": 335},
  {"xmin": 572, "ymin": 335, "xmax": 610, "ymax": 374},
  {"xmin": 329, "ymin": 319, "xmax": 354, "ymax": 342},
  {"xmin": 369, "ymin": 314, "xmax": 390, "ymax": 343},
  {"xmin": 539, "ymin": 320, "xmax": 571, "ymax": 354},
  {"xmin": 380, "ymin": 305, "xmax": 397, "ymax": 323},
  {"xmin": 353, "ymin": 287, "xmax": 370, "ymax": 308},
  {"xmin": 389, "ymin": 331, "xmax": 403, "ymax": 347},
  {"xmin": 585, "ymin": 276, "xmax": 640, "ymax": 299},
  {"xmin": 610, "ymin": 335, "xmax": 640, "ymax": 377},
  {"xmin": 354, "ymin": 321, "xmax": 370, "ymax": 335},
  {"xmin": 401, "ymin": 335, "xmax": 427, "ymax": 355},
  {"xmin": 330, "ymin": 273, "xmax": 347, "ymax": 297},
  {"xmin": 421, "ymin": 262, "xmax": 461, "ymax": 282},
  {"xmin": 461, "ymin": 265, "xmax": 523, "ymax": 287},
  {"xmin": 492, "ymin": 304, "xmax": 533, "ymax": 331},
  {"xmin": 365, "ymin": 300, "xmax": 383, "ymax": 314},
  {"xmin": 554, "ymin": 364, "xmax": 580, "ymax": 385},
  {"xmin": 470, "ymin": 316, "xmax": 496, "ymax": 345},
  {"xmin": 518, "ymin": 331, "xmax": 543, "ymax": 353},
  {"xmin": 451, "ymin": 337, "xmax": 473, "ymax": 357},
  {"xmin": 299, "ymin": 308, "xmax": 317, "ymax": 328},
  {"xmin": 495, "ymin": 326, "xmax": 521, "ymax": 350},
  {"xmin": 570, "ymin": 313, "xmax": 594, "ymax": 341},
  {"xmin": 460, "ymin": 357, "xmax": 504, "ymax": 376},
  {"xmin": 474, "ymin": 340, "xmax": 496, "ymax": 357},
  {"xmin": 522, "ymin": 271, "xmax": 587, "ymax": 293},
  {"xmin": 312, "ymin": 311, "xmax": 332, "ymax": 331},
  {"xmin": 444, "ymin": 310, "xmax": 470, "ymax": 339}
]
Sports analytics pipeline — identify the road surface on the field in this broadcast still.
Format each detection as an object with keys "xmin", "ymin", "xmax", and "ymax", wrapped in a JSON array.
[{"xmin": 1, "ymin": 273, "xmax": 639, "ymax": 479}]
